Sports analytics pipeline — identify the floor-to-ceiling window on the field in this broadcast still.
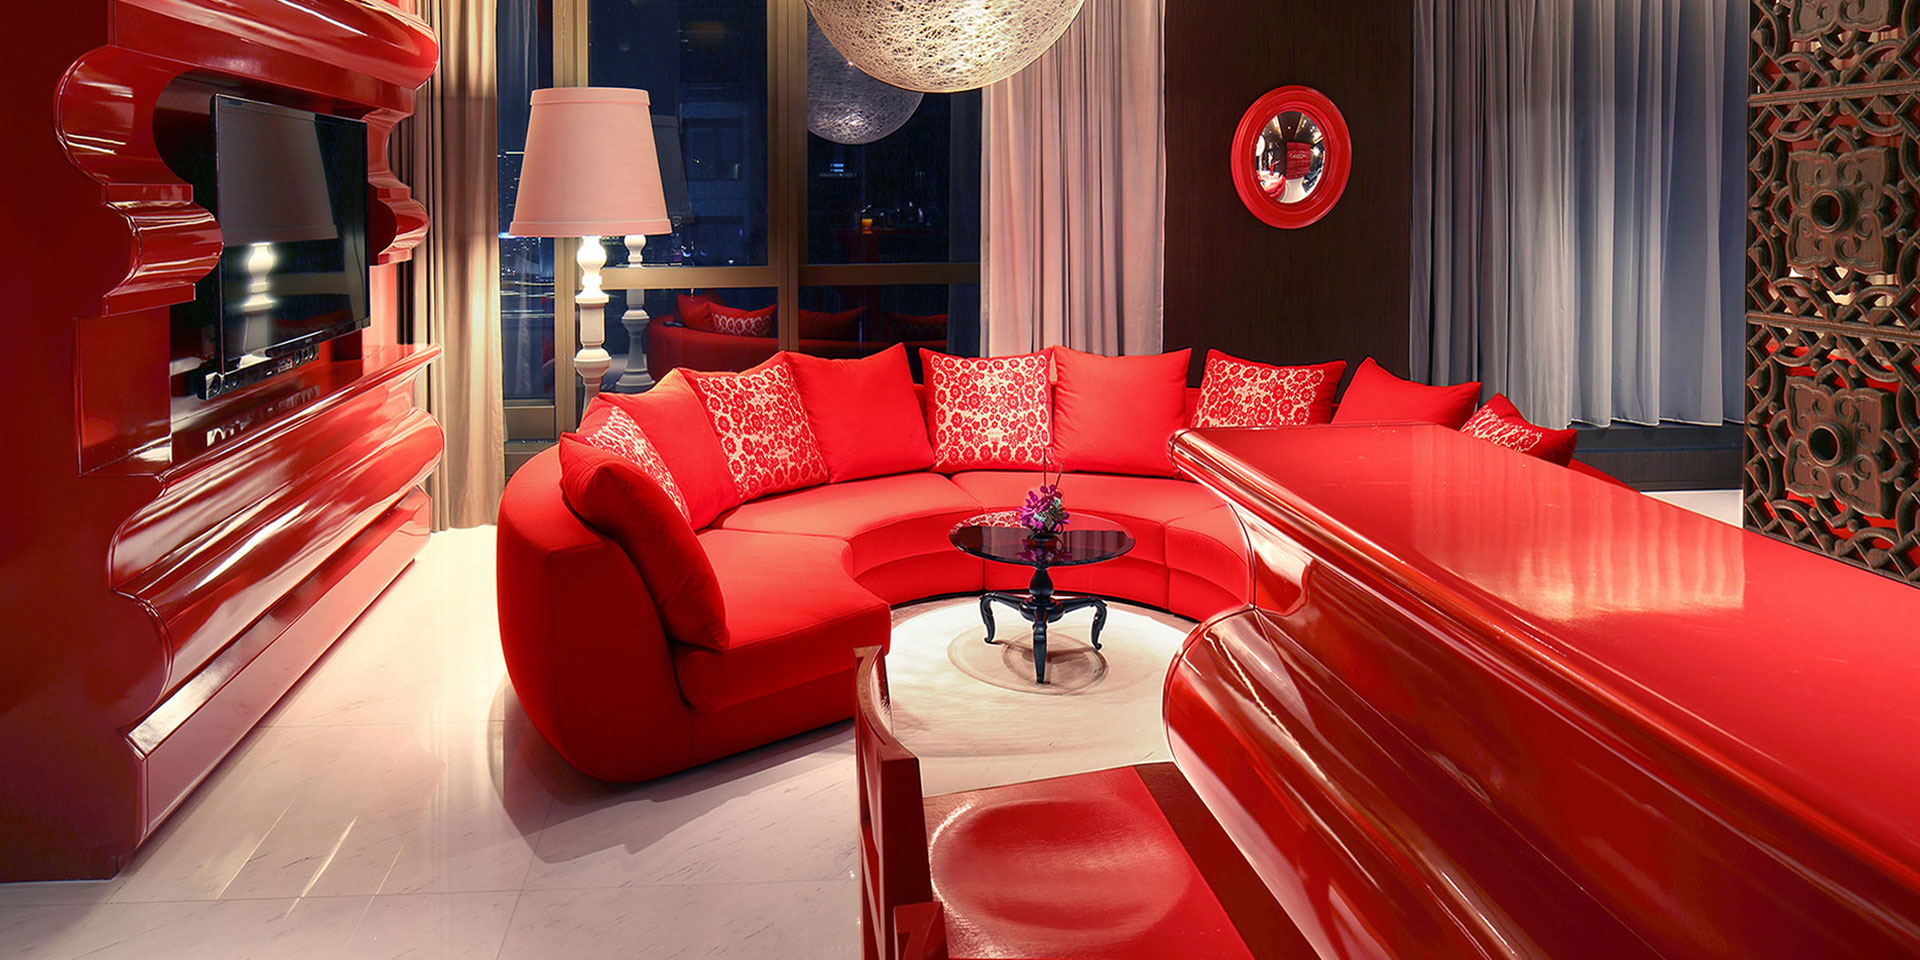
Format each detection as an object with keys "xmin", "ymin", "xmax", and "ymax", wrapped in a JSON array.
[{"xmin": 499, "ymin": 0, "xmax": 982, "ymax": 471}]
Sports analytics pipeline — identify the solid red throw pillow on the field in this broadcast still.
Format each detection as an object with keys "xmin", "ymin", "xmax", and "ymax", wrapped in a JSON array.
[
  {"xmin": 921, "ymin": 350, "xmax": 1054, "ymax": 471},
  {"xmin": 707, "ymin": 303, "xmax": 776, "ymax": 338},
  {"xmin": 601, "ymin": 371, "xmax": 741, "ymax": 528},
  {"xmin": 1460, "ymin": 394, "xmax": 1578, "ymax": 466},
  {"xmin": 576, "ymin": 405, "xmax": 690, "ymax": 522},
  {"xmin": 787, "ymin": 344, "xmax": 935, "ymax": 482},
  {"xmin": 676, "ymin": 293, "xmax": 719, "ymax": 330},
  {"xmin": 798, "ymin": 307, "xmax": 863, "ymax": 341},
  {"xmin": 1051, "ymin": 346, "xmax": 1191, "ymax": 477},
  {"xmin": 1331, "ymin": 357, "xmax": 1483, "ymax": 428},
  {"xmin": 686, "ymin": 356, "xmax": 831, "ymax": 501},
  {"xmin": 557, "ymin": 436, "xmax": 729, "ymax": 650},
  {"xmin": 1191, "ymin": 350, "xmax": 1346, "ymax": 428}
]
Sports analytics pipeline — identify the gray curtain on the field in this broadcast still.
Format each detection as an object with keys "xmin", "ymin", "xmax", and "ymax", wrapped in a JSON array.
[
  {"xmin": 1412, "ymin": 0, "xmax": 1744, "ymax": 427},
  {"xmin": 983, "ymin": 0, "xmax": 1164, "ymax": 356},
  {"xmin": 397, "ymin": 0, "xmax": 507, "ymax": 528}
]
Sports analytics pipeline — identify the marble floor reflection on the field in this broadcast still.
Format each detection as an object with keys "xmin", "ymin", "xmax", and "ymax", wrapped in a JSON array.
[{"xmin": 0, "ymin": 527, "xmax": 1190, "ymax": 960}]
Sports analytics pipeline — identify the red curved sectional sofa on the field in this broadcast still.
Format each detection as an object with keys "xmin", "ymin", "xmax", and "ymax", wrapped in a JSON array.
[{"xmin": 497, "ymin": 345, "xmax": 1621, "ymax": 781}]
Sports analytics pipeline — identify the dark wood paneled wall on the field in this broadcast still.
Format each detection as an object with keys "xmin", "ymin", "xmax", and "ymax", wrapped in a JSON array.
[
  {"xmin": 1163, "ymin": 1, "xmax": 1412, "ymax": 386},
  {"xmin": 1745, "ymin": 3, "xmax": 1920, "ymax": 585}
]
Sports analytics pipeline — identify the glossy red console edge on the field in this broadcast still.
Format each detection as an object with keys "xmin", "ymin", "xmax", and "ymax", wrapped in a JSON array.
[
  {"xmin": 1166, "ymin": 425, "xmax": 1920, "ymax": 959},
  {"xmin": 0, "ymin": 0, "xmax": 438, "ymax": 880}
]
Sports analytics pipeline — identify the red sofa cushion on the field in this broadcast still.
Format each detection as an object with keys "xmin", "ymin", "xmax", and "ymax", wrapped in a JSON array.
[
  {"xmin": 1461, "ymin": 394, "xmax": 1578, "ymax": 466},
  {"xmin": 1165, "ymin": 505, "xmax": 1251, "ymax": 612},
  {"xmin": 1051, "ymin": 347, "xmax": 1191, "ymax": 477},
  {"xmin": 577, "ymin": 404, "xmax": 689, "ymax": 522},
  {"xmin": 1192, "ymin": 350, "xmax": 1345, "ymax": 428},
  {"xmin": 556, "ymin": 436, "xmax": 729, "ymax": 650},
  {"xmin": 886, "ymin": 312, "xmax": 948, "ymax": 342},
  {"xmin": 708, "ymin": 303, "xmax": 776, "ymax": 338},
  {"xmin": 677, "ymin": 292, "xmax": 719, "ymax": 329},
  {"xmin": 799, "ymin": 306, "xmax": 863, "ymax": 340},
  {"xmin": 601, "ymin": 369, "xmax": 741, "ymax": 528},
  {"xmin": 1331, "ymin": 357, "xmax": 1482, "ymax": 429},
  {"xmin": 787, "ymin": 344, "xmax": 936, "ymax": 482},
  {"xmin": 715, "ymin": 471, "xmax": 983, "ymax": 577},
  {"xmin": 922, "ymin": 350, "xmax": 1054, "ymax": 472},
  {"xmin": 686, "ymin": 356, "xmax": 831, "ymax": 501},
  {"xmin": 674, "ymin": 530, "xmax": 891, "ymax": 712}
]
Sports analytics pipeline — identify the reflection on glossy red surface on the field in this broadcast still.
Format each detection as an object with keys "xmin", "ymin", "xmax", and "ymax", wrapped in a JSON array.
[
  {"xmin": 1168, "ymin": 424, "xmax": 1920, "ymax": 958},
  {"xmin": 0, "ymin": 0, "xmax": 438, "ymax": 880}
]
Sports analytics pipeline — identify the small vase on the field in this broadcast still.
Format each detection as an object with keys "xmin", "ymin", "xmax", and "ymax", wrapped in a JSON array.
[{"xmin": 1025, "ymin": 527, "xmax": 1059, "ymax": 544}]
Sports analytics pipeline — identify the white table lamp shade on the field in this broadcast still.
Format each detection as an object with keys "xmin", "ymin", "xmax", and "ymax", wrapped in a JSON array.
[{"xmin": 509, "ymin": 87, "xmax": 672, "ymax": 238}]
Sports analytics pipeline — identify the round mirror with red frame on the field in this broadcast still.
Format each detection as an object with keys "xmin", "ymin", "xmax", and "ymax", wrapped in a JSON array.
[{"xmin": 1231, "ymin": 86, "xmax": 1351, "ymax": 229}]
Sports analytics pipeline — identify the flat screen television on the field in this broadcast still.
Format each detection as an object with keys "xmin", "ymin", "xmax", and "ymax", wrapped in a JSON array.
[{"xmin": 179, "ymin": 96, "xmax": 370, "ymax": 398}]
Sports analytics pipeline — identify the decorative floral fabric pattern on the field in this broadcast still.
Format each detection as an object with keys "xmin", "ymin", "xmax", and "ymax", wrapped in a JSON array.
[
  {"xmin": 687, "ymin": 359, "xmax": 830, "ymax": 501},
  {"xmin": 1460, "ymin": 406, "xmax": 1546, "ymax": 454},
  {"xmin": 581, "ymin": 406, "xmax": 691, "ymax": 522},
  {"xmin": 1191, "ymin": 353, "xmax": 1331, "ymax": 428},
  {"xmin": 924, "ymin": 352, "xmax": 1052, "ymax": 470},
  {"xmin": 708, "ymin": 304, "xmax": 776, "ymax": 338}
]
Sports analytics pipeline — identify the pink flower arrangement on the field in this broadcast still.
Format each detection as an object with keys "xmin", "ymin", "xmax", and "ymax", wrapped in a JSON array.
[{"xmin": 1016, "ymin": 460, "xmax": 1069, "ymax": 537}]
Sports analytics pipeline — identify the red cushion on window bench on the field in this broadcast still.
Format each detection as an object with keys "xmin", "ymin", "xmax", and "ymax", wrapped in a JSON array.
[
  {"xmin": 1191, "ymin": 350, "xmax": 1345, "ymax": 427},
  {"xmin": 1460, "ymin": 394, "xmax": 1578, "ymax": 466},
  {"xmin": 686, "ymin": 356, "xmax": 831, "ymax": 501},
  {"xmin": 799, "ymin": 306, "xmax": 864, "ymax": 341},
  {"xmin": 557, "ymin": 435, "xmax": 729, "ymax": 650},
  {"xmin": 921, "ymin": 350, "xmax": 1054, "ymax": 472},
  {"xmin": 1330, "ymin": 357, "xmax": 1482, "ymax": 428},
  {"xmin": 886, "ymin": 312, "xmax": 949, "ymax": 342},
  {"xmin": 677, "ymin": 293, "xmax": 720, "ymax": 330},
  {"xmin": 707, "ymin": 303, "xmax": 776, "ymax": 338},
  {"xmin": 1050, "ymin": 346, "xmax": 1191, "ymax": 477},
  {"xmin": 787, "ymin": 344, "xmax": 936, "ymax": 482},
  {"xmin": 600, "ymin": 370, "xmax": 741, "ymax": 528}
]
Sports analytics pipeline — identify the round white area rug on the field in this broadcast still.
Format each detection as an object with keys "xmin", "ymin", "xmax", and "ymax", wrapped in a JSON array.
[{"xmin": 883, "ymin": 598, "xmax": 1195, "ymax": 796}]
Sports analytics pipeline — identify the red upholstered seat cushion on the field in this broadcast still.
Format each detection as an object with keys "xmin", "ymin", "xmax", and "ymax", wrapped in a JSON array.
[
  {"xmin": 576, "ymin": 403, "xmax": 689, "ymax": 522},
  {"xmin": 686, "ymin": 356, "xmax": 831, "ymax": 501},
  {"xmin": 707, "ymin": 303, "xmax": 777, "ymax": 338},
  {"xmin": 886, "ymin": 312, "xmax": 948, "ymax": 342},
  {"xmin": 1191, "ymin": 351, "xmax": 1345, "ymax": 428},
  {"xmin": 1330, "ymin": 357, "xmax": 1483, "ymax": 429},
  {"xmin": 715, "ymin": 471, "xmax": 983, "ymax": 578},
  {"xmin": 673, "ymin": 530, "xmax": 890, "ymax": 712},
  {"xmin": 1051, "ymin": 347, "xmax": 1191, "ymax": 477},
  {"xmin": 787, "ymin": 344, "xmax": 936, "ymax": 482},
  {"xmin": 922, "ymin": 351, "xmax": 1054, "ymax": 471},
  {"xmin": 556, "ymin": 436, "xmax": 729, "ymax": 650},
  {"xmin": 1460, "ymin": 394, "xmax": 1578, "ymax": 466},
  {"xmin": 798, "ymin": 306, "xmax": 863, "ymax": 340},
  {"xmin": 1165, "ymin": 504, "xmax": 1251, "ymax": 610},
  {"xmin": 601, "ymin": 369, "xmax": 741, "ymax": 528}
]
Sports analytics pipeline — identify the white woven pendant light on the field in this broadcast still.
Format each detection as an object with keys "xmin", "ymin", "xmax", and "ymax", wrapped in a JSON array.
[
  {"xmin": 808, "ymin": 13, "xmax": 923, "ymax": 144},
  {"xmin": 806, "ymin": 0, "xmax": 1085, "ymax": 94}
]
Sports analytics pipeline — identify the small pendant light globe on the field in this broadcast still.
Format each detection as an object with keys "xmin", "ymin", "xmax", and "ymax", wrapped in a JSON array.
[
  {"xmin": 808, "ymin": 14, "xmax": 923, "ymax": 145},
  {"xmin": 806, "ymin": 0, "xmax": 1086, "ymax": 95}
]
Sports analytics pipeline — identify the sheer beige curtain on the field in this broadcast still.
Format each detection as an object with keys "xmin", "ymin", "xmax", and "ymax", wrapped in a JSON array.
[
  {"xmin": 399, "ymin": 0, "xmax": 506, "ymax": 528},
  {"xmin": 983, "ymin": 0, "xmax": 1165, "ymax": 356}
]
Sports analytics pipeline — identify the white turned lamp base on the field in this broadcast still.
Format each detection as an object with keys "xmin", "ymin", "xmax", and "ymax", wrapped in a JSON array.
[
  {"xmin": 574, "ymin": 236, "xmax": 612, "ymax": 405},
  {"xmin": 615, "ymin": 234, "xmax": 656, "ymax": 393}
]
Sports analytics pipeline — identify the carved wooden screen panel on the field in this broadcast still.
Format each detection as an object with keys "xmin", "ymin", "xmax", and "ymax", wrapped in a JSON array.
[{"xmin": 1748, "ymin": 1, "xmax": 1920, "ymax": 584}]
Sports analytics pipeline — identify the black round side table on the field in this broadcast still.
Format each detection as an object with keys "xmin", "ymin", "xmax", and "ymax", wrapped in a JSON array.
[{"xmin": 948, "ymin": 515, "xmax": 1135, "ymax": 684}]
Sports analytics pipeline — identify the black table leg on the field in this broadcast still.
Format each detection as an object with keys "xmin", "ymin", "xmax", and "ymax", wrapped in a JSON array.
[
  {"xmin": 979, "ymin": 593, "xmax": 996, "ymax": 644},
  {"xmin": 1031, "ymin": 613, "xmax": 1049, "ymax": 684}
]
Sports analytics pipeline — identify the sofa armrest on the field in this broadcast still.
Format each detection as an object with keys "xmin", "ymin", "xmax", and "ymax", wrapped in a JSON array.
[{"xmin": 498, "ymin": 447, "xmax": 694, "ymax": 780}]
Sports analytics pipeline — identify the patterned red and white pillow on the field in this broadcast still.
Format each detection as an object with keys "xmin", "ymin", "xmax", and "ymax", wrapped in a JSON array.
[
  {"xmin": 1191, "ymin": 350, "xmax": 1346, "ymax": 428},
  {"xmin": 707, "ymin": 303, "xmax": 776, "ymax": 338},
  {"xmin": 685, "ymin": 357, "xmax": 830, "ymax": 500},
  {"xmin": 577, "ymin": 405, "xmax": 691, "ymax": 522},
  {"xmin": 1459, "ymin": 394, "xmax": 1578, "ymax": 465},
  {"xmin": 921, "ymin": 350, "xmax": 1053, "ymax": 471}
]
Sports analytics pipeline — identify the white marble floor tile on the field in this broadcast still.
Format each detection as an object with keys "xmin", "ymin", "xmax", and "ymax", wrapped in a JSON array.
[
  {"xmin": 1646, "ymin": 488, "xmax": 1742, "ymax": 526},
  {"xmin": 53, "ymin": 896, "xmax": 372, "ymax": 960},
  {"xmin": 339, "ymin": 891, "xmax": 521, "ymax": 960},
  {"xmin": 498, "ymin": 881, "xmax": 859, "ymax": 960},
  {"xmin": 266, "ymin": 614, "xmax": 508, "ymax": 727}
]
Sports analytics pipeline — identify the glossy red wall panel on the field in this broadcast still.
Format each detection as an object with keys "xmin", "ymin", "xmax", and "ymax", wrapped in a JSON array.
[{"xmin": 0, "ymin": 0, "xmax": 439, "ymax": 880}]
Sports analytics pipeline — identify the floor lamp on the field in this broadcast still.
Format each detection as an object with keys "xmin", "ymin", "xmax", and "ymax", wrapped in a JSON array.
[{"xmin": 509, "ymin": 87, "xmax": 670, "ymax": 412}]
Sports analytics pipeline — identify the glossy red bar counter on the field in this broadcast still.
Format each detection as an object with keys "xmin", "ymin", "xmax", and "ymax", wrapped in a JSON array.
[{"xmin": 1166, "ymin": 424, "xmax": 1920, "ymax": 959}]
